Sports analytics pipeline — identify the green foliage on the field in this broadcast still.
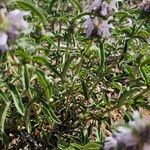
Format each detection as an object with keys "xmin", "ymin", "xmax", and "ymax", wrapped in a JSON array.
[{"xmin": 0, "ymin": 0, "xmax": 150, "ymax": 149}]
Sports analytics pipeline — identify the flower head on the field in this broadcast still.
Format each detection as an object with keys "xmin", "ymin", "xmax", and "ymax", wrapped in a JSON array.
[
  {"xmin": 84, "ymin": 16, "xmax": 111, "ymax": 39},
  {"xmin": 100, "ymin": 20, "xmax": 110, "ymax": 38},
  {"xmin": 84, "ymin": 16, "xmax": 99, "ymax": 38},
  {"xmin": 91, "ymin": 0, "xmax": 102, "ymax": 11},
  {"xmin": 138, "ymin": 0, "xmax": 150, "ymax": 15},
  {"xmin": 91, "ymin": 0, "xmax": 118, "ymax": 17},
  {"xmin": 104, "ymin": 112, "xmax": 150, "ymax": 150},
  {"xmin": 104, "ymin": 137, "xmax": 117, "ymax": 150},
  {"xmin": 0, "ymin": 7, "xmax": 30, "ymax": 53},
  {"xmin": 8, "ymin": 9, "xmax": 29, "ymax": 30},
  {"xmin": 0, "ymin": 31, "xmax": 8, "ymax": 52}
]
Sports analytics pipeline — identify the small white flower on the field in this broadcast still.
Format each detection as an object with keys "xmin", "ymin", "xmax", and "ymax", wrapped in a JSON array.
[{"xmin": 0, "ymin": 31, "xmax": 8, "ymax": 52}]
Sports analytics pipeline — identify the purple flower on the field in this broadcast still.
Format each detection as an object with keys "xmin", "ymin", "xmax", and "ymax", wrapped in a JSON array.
[
  {"xmin": 0, "ymin": 7, "xmax": 30, "ymax": 53},
  {"xmin": 8, "ymin": 9, "xmax": 29, "ymax": 30},
  {"xmin": 104, "ymin": 117, "xmax": 150, "ymax": 150},
  {"xmin": 143, "ymin": 143, "xmax": 150, "ymax": 150},
  {"xmin": 100, "ymin": 4, "xmax": 110, "ymax": 16},
  {"xmin": 115, "ymin": 126, "xmax": 138, "ymax": 148},
  {"xmin": 7, "ymin": 26, "xmax": 19, "ymax": 43},
  {"xmin": 84, "ymin": 17, "xmax": 111, "ymax": 39},
  {"xmin": 91, "ymin": 0, "xmax": 102, "ymax": 11},
  {"xmin": 100, "ymin": 20, "xmax": 110, "ymax": 38},
  {"xmin": 84, "ymin": 16, "xmax": 98, "ymax": 38},
  {"xmin": 91, "ymin": 0, "xmax": 118, "ymax": 17},
  {"xmin": 104, "ymin": 137, "xmax": 117, "ymax": 150},
  {"xmin": 138, "ymin": 1, "xmax": 150, "ymax": 14},
  {"xmin": 0, "ymin": 31, "xmax": 9, "ymax": 52}
]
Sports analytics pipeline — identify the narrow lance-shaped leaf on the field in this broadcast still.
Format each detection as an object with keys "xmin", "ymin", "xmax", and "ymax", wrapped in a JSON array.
[
  {"xmin": 49, "ymin": 0, "xmax": 57, "ymax": 13},
  {"xmin": 0, "ymin": 103, "xmax": 11, "ymax": 133},
  {"xmin": 36, "ymin": 69, "xmax": 53, "ymax": 100},
  {"xmin": 80, "ymin": 77, "xmax": 89, "ymax": 100},
  {"xmin": 25, "ymin": 99, "xmax": 37, "ymax": 133},
  {"xmin": 33, "ymin": 56, "xmax": 60, "ymax": 78},
  {"xmin": 8, "ymin": 84, "xmax": 25, "ymax": 116},
  {"xmin": 140, "ymin": 55, "xmax": 150, "ymax": 67},
  {"xmin": 98, "ymin": 41, "xmax": 105, "ymax": 73},
  {"xmin": 0, "ymin": 92, "xmax": 11, "ymax": 132},
  {"xmin": 83, "ymin": 142, "xmax": 101, "ymax": 150},
  {"xmin": 42, "ymin": 101, "xmax": 61, "ymax": 124},
  {"xmin": 61, "ymin": 56, "xmax": 74, "ymax": 78},
  {"xmin": 0, "ymin": 91, "xmax": 9, "ymax": 104},
  {"xmin": 70, "ymin": 0, "xmax": 82, "ymax": 13},
  {"xmin": 117, "ymin": 88, "xmax": 140, "ymax": 107},
  {"xmin": 22, "ymin": 65, "xmax": 30, "ymax": 91}
]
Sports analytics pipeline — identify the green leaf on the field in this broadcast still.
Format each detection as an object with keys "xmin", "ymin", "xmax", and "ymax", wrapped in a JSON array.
[
  {"xmin": 36, "ymin": 69, "xmax": 53, "ymax": 100},
  {"xmin": 141, "ymin": 55, "xmax": 150, "ymax": 67},
  {"xmin": 69, "ymin": 0, "xmax": 82, "ymax": 13},
  {"xmin": 0, "ymin": 131, "xmax": 9, "ymax": 150},
  {"xmin": 42, "ymin": 101, "xmax": 61, "ymax": 124},
  {"xmin": 112, "ymin": 82, "xmax": 122, "ymax": 91},
  {"xmin": 25, "ymin": 99, "xmax": 37, "ymax": 133},
  {"xmin": 70, "ymin": 143, "xmax": 82, "ymax": 149},
  {"xmin": 16, "ymin": 0, "xmax": 46, "ymax": 23},
  {"xmin": 33, "ymin": 56, "xmax": 61, "ymax": 78},
  {"xmin": 118, "ymin": 88, "xmax": 140, "ymax": 107},
  {"xmin": 17, "ymin": 49, "xmax": 31, "ymax": 62},
  {"xmin": 0, "ymin": 92, "xmax": 11, "ymax": 132},
  {"xmin": 49, "ymin": 0, "xmax": 57, "ymax": 13},
  {"xmin": 72, "ymin": 12, "xmax": 93, "ymax": 22},
  {"xmin": 0, "ymin": 91, "xmax": 9, "ymax": 104},
  {"xmin": 8, "ymin": 84, "xmax": 25, "ymax": 116},
  {"xmin": 0, "ymin": 102, "xmax": 11, "ymax": 132},
  {"xmin": 61, "ymin": 56, "xmax": 74, "ymax": 78},
  {"xmin": 83, "ymin": 142, "xmax": 101, "ymax": 150},
  {"xmin": 41, "ymin": 35, "xmax": 57, "ymax": 48},
  {"xmin": 22, "ymin": 65, "xmax": 30, "ymax": 91},
  {"xmin": 80, "ymin": 78, "xmax": 89, "ymax": 100},
  {"xmin": 98, "ymin": 42, "xmax": 105, "ymax": 73},
  {"xmin": 140, "ymin": 66, "xmax": 150, "ymax": 85},
  {"xmin": 115, "ymin": 11, "xmax": 133, "ymax": 18}
]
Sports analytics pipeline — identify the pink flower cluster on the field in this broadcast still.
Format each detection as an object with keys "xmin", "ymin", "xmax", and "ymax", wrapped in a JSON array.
[
  {"xmin": 84, "ymin": 0, "xmax": 117, "ymax": 39},
  {"xmin": 0, "ymin": 7, "xmax": 29, "ymax": 53}
]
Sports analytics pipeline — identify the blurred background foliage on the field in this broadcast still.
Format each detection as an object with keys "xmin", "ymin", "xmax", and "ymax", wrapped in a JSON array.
[{"xmin": 0, "ymin": 0, "xmax": 150, "ymax": 149}]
